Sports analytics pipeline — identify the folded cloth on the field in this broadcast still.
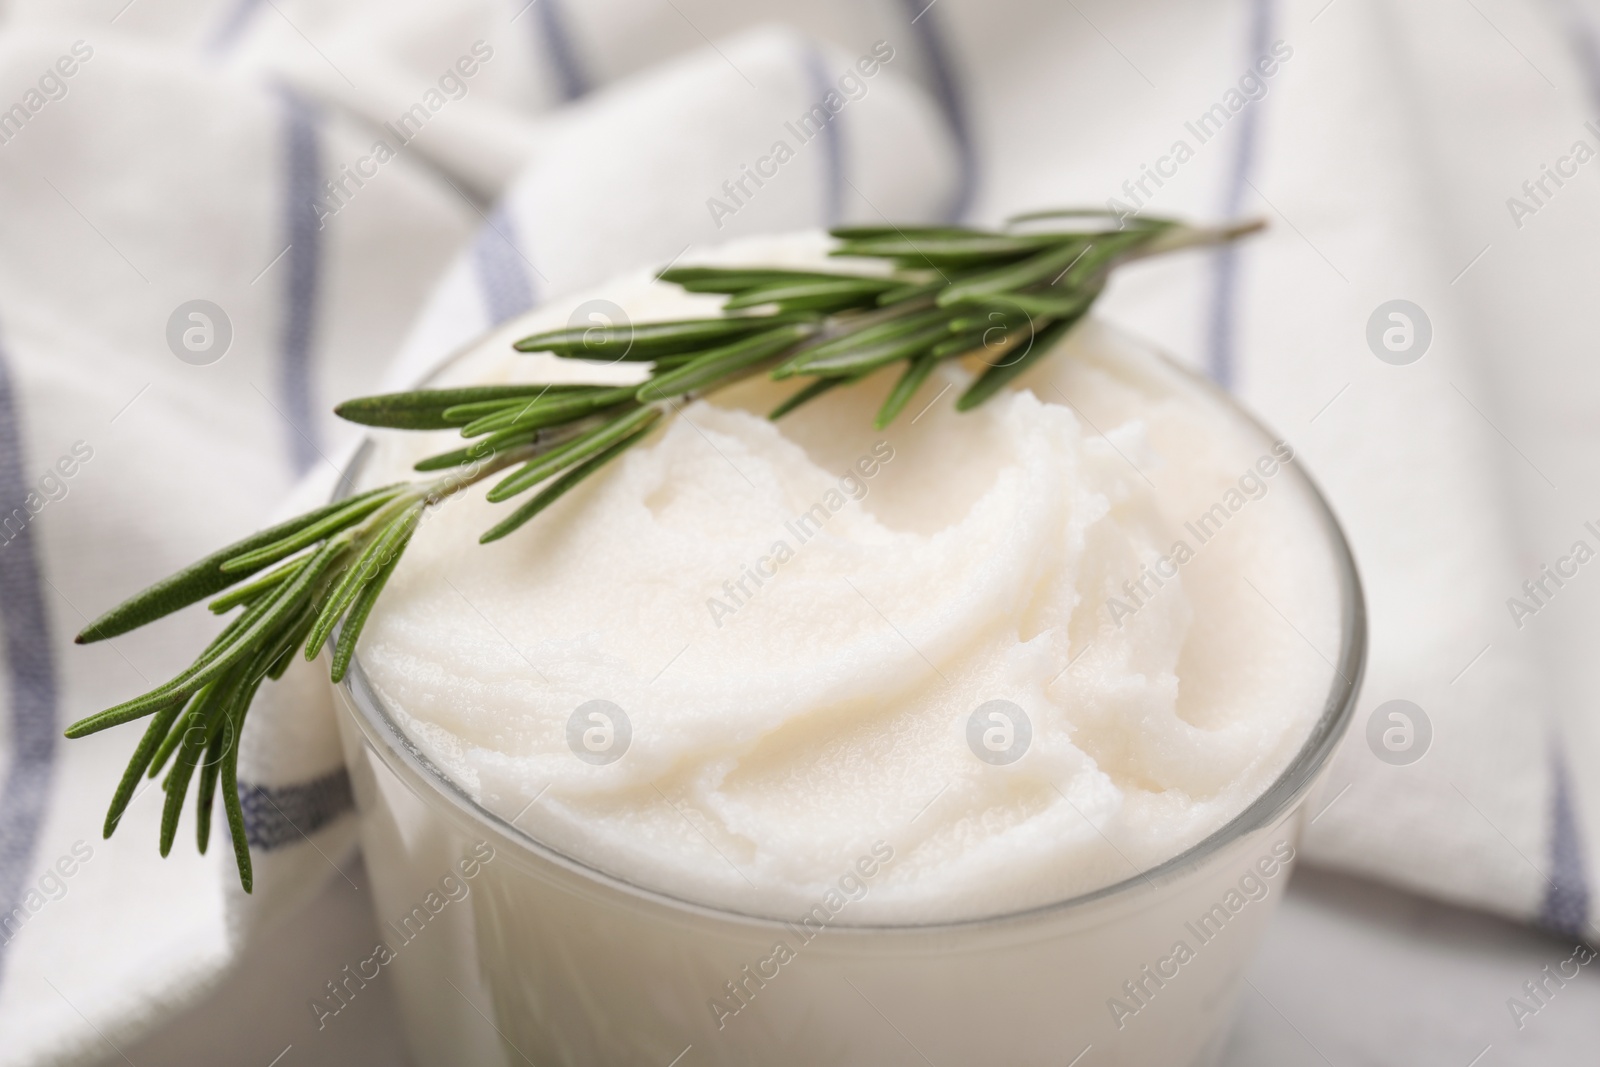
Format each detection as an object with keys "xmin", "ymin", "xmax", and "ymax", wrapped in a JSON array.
[
  {"xmin": 0, "ymin": 0, "xmax": 1595, "ymax": 1063},
  {"xmin": 0, "ymin": 8, "xmax": 958, "ymax": 1064},
  {"xmin": 1061, "ymin": 0, "xmax": 1600, "ymax": 936}
]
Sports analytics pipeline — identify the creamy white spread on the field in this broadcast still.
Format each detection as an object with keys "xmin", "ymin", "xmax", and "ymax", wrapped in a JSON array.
[{"xmin": 358, "ymin": 233, "xmax": 1341, "ymax": 923}]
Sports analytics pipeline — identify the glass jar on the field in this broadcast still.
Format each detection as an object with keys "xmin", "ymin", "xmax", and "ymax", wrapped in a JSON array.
[{"xmin": 330, "ymin": 345, "xmax": 1366, "ymax": 1067}]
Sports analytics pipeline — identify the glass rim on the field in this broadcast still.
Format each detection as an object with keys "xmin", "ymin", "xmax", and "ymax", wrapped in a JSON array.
[{"xmin": 334, "ymin": 328, "xmax": 1368, "ymax": 935}]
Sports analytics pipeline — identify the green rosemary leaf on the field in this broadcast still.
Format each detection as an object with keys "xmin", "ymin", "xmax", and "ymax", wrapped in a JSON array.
[
  {"xmin": 459, "ymin": 386, "xmax": 640, "ymax": 438},
  {"xmin": 443, "ymin": 385, "xmax": 615, "ymax": 432},
  {"xmin": 831, "ymin": 233, "xmax": 1061, "ymax": 266},
  {"xmin": 304, "ymin": 503, "xmax": 425, "ymax": 658},
  {"xmin": 260, "ymin": 601, "xmax": 313, "ymax": 675},
  {"xmin": 328, "ymin": 522, "xmax": 417, "ymax": 684},
  {"xmin": 335, "ymin": 385, "xmax": 592, "ymax": 430},
  {"xmin": 269, "ymin": 600, "xmax": 323, "ymax": 682},
  {"xmin": 192, "ymin": 633, "xmax": 291, "ymax": 859},
  {"xmin": 220, "ymin": 543, "xmax": 348, "ymax": 668},
  {"xmin": 414, "ymin": 429, "xmax": 554, "ymax": 471},
  {"xmin": 933, "ymin": 312, "xmax": 1042, "ymax": 360},
  {"xmin": 102, "ymin": 700, "xmax": 184, "ymax": 837},
  {"xmin": 74, "ymin": 484, "xmax": 398, "ymax": 644},
  {"xmin": 947, "ymin": 309, "xmax": 1030, "ymax": 334},
  {"xmin": 636, "ymin": 324, "xmax": 812, "ymax": 402},
  {"xmin": 188, "ymin": 587, "xmax": 286, "ymax": 675},
  {"xmin": 472, "ymin": 423, "xmax": 561, "ymax": 459},
  {"xmin": 1059, "ymin": 232, "xmax": 1151, "ymax": 288},
  {"xmin": 655, "ymin": 268, "xmax": 793, "ymax": 293},
  {"xmin": 875, "ymin": 277, "xmax": 943, "ymax": 306},
  {"xmin": 781, "ymin": 307, "xmax": 945, "ymax": 363},
  {"xmin": 194, "ymin": 705, "xmax": 233, "ymax": 853},
  {"xmin": 455, "ymin": 406, "xmax": 531, "ymax": 439},
  {"xmin": 159, "ymin": 744, "xmax": 205, "ymax": 857},
  {"xmin": 957, "ymin": 316, "xmax": 1080, "ymax": 411},
  {"xmin": 265, "ymin": 640, "xmax": 298, "ymax": 681},
  {"xmin": 151, "ymin": 597, "xmax": 305, "ymax": 774},
  {"xmin": 447, "ymin": 384, "xmax": 605, "ymax": 399},
  {"xmin": 145, "ymin": 691, "xmax": 201, "ymax": 780},
  {"xmin": 413, "ymin": 444, "xmax": 481, "ymax": 472},
  {"xmin": 980, "ymin": 291, "xmax": 1097, "ymax": 317},
  {"xmin": 480, "ymin": 418, "xmax": 658, "ymax": 545},
  {"xmin": 261, "ymin": 601, "xmax": 318, "ymax": 682},
  {"xmin": 1005, "ymin": 208, "xmax": 1176, "ymax": 229},
  {"xmin": 930, "ymin": 330, "xmax": 989, "ymax": 359},
  {"xmin": 828, "ymin": 225, "xmax": 980, "ymax": 241},
  {"xmin": 768, "ymin": 376, "xmax": 852, "ymax": 420},
  {"xmin": 98, "ymin": 595, "xmax": 267, "ymax": 736},
  {"xmin": 416, "ymin": 423, "xmax": 557, "ymax": 471},
  {"xmin": 159, "ymin": 678, "xmax": 231, "ymax": 857},
  {"xmin": 825, "ymin": 226, "xmax": 910, "ymax": 240},
  {"xmin": 776, "ymin": 310, "xmax": 951, "ymax": 379},
  {"xmin": 772, "ymin": 299, "xmax": 878, "ymax": 317},
  {"xmin": 220, "ymin": 678, "xmax": 257, "ymax": 892},
  {"xmin": 802, "ymin": 322, "xmax": 950, "ymax": 378},
  {"xmin": 515, "ymin": 316, "xmax": 803, "ymax": 361},
  {"xmin": 875, "ymin": 353, "xmax": 941, "ymax": 430},
  {"xmin": 208, "ymin": 555, "xmax": 309, "ymax": 614},
  {"xmin": 487, "ymin": 406, "xmax": 660, "ymax": 503},
  {"xmin": 73, "ymin": 533, "xmax": 355, "ymax": 742},
  {"xmin": 220, "ymin": 489, "xmax": 399, "ymax": 574},
  {"xmin": 936, "ymin": 240, "xmax": 1090, "ymax": 307},
  {"xmin": 64, "ymin": 687, "xmax": 187, "ymax": 742},
  {"xmin": 777, "ymin": 307, "xmax": 947, "ymax": 377},
  {"xmin": 332, "ymin": 403, "xmax": 456, "ymax": 432},
  {"xmin": 658, "ymin": 267, "xmax": 879, "ymax": 294},
  {"xmin": 220, "ymin": 535, "xmax": 354, "ymax": 665},
  {"xmin": 722, "ymin": 278, "xmax": 899, "ymax": 313},
  {"xmin": 439, "ymin": 398, "xmax": 525, "ymax": 424}
]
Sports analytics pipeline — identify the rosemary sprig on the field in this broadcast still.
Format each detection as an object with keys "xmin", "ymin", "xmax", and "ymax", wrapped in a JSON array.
[{"xmin": 68, "ymin": 210, "xmax": 1261, "ymax": 888}]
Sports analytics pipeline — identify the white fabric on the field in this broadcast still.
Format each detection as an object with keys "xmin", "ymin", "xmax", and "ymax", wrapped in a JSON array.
[{"xmin": 0, "ymin": 0, "xmax": 1594, "ymax": 1063}]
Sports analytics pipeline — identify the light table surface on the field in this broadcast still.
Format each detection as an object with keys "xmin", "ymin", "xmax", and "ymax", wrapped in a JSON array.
[{"xmin": 112, "ymin": 861, "xmax": 1600, "ymax": 1066}]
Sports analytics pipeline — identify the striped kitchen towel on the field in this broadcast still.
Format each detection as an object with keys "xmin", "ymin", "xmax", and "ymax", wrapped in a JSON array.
[{"xmin": 0, "ymin": 0, "xmax": 1597, "ymax": 1064}]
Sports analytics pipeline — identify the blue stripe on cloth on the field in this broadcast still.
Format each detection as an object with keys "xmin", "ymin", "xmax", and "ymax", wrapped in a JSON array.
[
  {"xmin": 1533, "ymin": 0, "xmax": 1598, "ymax": 937},
  {"xmin": 277, "ymin": 86, "xmax": 325, "ymax": 475},
  {"xmin": 239, "ymin": 769, "xmax": 355, "ymax": 851},
  {"xmin": 1539, "ymin": 747, "xmax": 1592, "ymax": 936},
  {"xmin": 1554, "ymin": 0, "xmax": 1600, "ymax": 108},
  {"xmin": 530, "ymin": 0, "xmax": 592, "ymax": 101},
  {"xmin": 801, "ymin": 45, "xmax": 844, "ymax": 227},
  {"xmin": 0, "ymin": 335, "xmax": 60, "ymax": 987},
  {"xmin": 1204, "ymin": 0, "xmax": 1273, "ymax": 390},
  {"xmin": 206, "ymin": 0, "xmax": 266, "ymax": 55},
  {"xmin": 900, "ymin": 0, "xmax": 975, "ymax": 221},
  {"xmin": 472, "ymin": 206, "xmax": 538, "ymax": 326}
]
